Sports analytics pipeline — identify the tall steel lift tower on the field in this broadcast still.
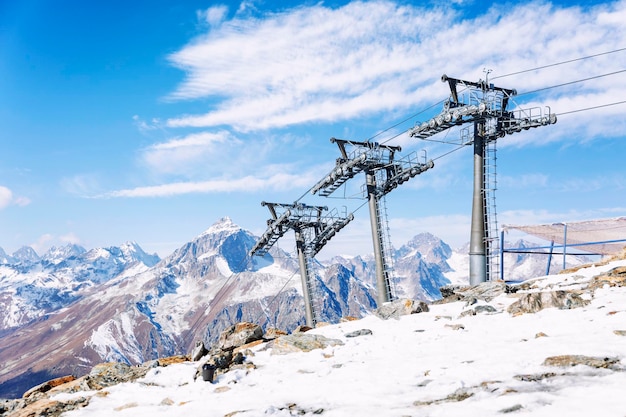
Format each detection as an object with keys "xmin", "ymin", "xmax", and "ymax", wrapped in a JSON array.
[
  {"xmin": 311, "ymin": 138, "xmax": 434, "ymax": 306},
  {"xmin": 249, "ymin": 202, "xmax": 353, "ymax": 327},
  {"xmin": 409, "ymin": 74, "xmax": 557, "ymax": 284}
]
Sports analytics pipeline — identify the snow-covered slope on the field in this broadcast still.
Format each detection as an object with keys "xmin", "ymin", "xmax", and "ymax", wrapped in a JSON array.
[
  {"xmin": 44, "ymin": 258, "xmax": 626, "ymax": 417},
  {"xmin": 0, "ymin": 242, "xmax": 160, "ymax": 331},
  {"xmin": 0, "ymin": 219, "xmax": 591, "ymax": 400}
]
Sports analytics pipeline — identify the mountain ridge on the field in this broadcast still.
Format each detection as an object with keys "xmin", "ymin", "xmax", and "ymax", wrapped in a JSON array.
[{"xmin": 0, "ymin": 216, "xmax": 589, "ymax": 399}]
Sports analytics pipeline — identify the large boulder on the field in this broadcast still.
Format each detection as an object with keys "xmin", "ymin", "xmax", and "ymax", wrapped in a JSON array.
[
  {"xmin": 86, "ymin": 362, "xmax": 151, "ymax": 390},
  {"xmin": 589, "ymin": 266, "xmax": 626, "ymax": 290},
  {"xmin": 217, "ymin": 322, "xmax": 264, "ymax": 351},
  {"xmin": 374, "ymin": 299, "xmax": 429, "ymax": 320},
  {"xmin": 271, "ymin": 333, "xmax": 344, "ymax": 355},
  {"xmin": 507, "ymin": 290, "xmax": 589, "ymax": 315},
  {"xmin": 543, "ymin": 355, "xmax": 620, "ymax": 369}
]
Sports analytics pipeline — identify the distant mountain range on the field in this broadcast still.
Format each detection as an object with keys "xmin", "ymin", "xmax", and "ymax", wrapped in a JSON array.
[{"xmin": 0, "ymin": 217, "xmax": 587, "ymax": 399}]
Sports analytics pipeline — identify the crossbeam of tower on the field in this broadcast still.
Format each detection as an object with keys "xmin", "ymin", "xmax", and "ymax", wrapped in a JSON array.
[
  {"xmin": 409, "ymin": 73, "xmax": 557, "ymax": 284},
  {"xmin": 311, "ymin": 138, "xmax": 434, "ymax": 306},
  {"xmin": 249, "ymin": 201, "xmax": 353, "ymax": 326}
]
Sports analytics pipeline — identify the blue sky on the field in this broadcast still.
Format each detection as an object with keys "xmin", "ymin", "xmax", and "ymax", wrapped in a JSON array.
[{"xmin": 1, "ymin": 0, "xmax": 625, "ymax": 259}]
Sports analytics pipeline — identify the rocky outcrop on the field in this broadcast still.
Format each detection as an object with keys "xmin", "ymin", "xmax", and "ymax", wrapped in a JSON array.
[
  {"xmin": 22, "ymin": 375, "xmax": 76, "ymax": 399},
  {"xmin": 217, "ymin": 322, "xmax": 264, "ymax": 351},
  {"xmin": 270, "ymin": 333, "xmax": 344, "ymax": 355},
  {"xmin": 542, "ymin": 355, "xmax": 621, "ymax": 369},
  {"xmin": 374, "ymin": 298, "xmax": 429, "ymax": 320},
  {"xmin": 193, "ymin": 322, "xmax": 264, "ymax": 382},
  {"xmin": 507, "ymin": 290, "xmax": 589, "ymax": 315},
  {"xmin": 2, "ymin": 355, "xmax": 190, "ymax": 417},
  {"xmin": 436, "ymin": 281, "xmax": 509, "ymax": 305},
  {"xmin": 588, "ymin": 266, "xmax": 626, "ymax": 290}
]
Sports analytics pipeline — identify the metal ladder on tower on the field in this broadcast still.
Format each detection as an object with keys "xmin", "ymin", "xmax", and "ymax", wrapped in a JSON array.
[
  {"xmin": 375, "ymin": 190, "xmax": 397, "ymax": 301},
  {"xmin": 483, "ymin": 139, "xmax": 500, "ymax": 281},
  {"xmin": 303, "ymin": 250, "xmax": 322, "ymax": 325}
]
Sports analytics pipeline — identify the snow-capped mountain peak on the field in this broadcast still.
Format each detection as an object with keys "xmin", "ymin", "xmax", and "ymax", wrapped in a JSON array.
[
  {"xmin": 118, "ymin": 241, "xmax": 160, "ymax": 267},
  {"xmin": 201, "ymin": 216, "xmax": 240, "ymax": 237},
  {"xmin": 42, "ymin": 243, "xmax": 87, "ymax": 265},
  {"xmin": 11, "ymin": 246, "xmax": 40, "ymax": 264},
  {"xmin": 0, "ymin": 247, "xmax": 15, "ymax": 264}
]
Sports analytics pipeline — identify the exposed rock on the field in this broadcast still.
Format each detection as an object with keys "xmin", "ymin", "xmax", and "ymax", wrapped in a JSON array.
[
  {"xmin": 455, "ymin": 281, "xmax": 508, "ymax": 302},
  {"xmin": 374, "ymin": 299, "xmax": 429, "ymax": 320},
  {"xmin": 193, "ymin": 323, "xmax": 263, "ymax": 381},
  {"xmin": 513, "ymin": 372, "xmax": 557, "ymax": 382},
  {"xmin": 22, "ymin": 375, "xmax": 76, "ymax": 398},
  {"xmin": 217, "ymin": 322, "xmax": 264, "ymax": 351},
  {"xmin": 1, "ymin": 398, "xmax": 26, "ymax": 416},
  {"xmin": 542, "ymin": 355, "xmax": 620, "ymax": 369},
  {"xmin": 614, "ymin": 330, "xmax": 626, "ymax": 336},
  {"xmin": 271, "ymin": 334, "xmax": 344, "ymax": 355},
  {"xmin": 191, "ymin": 340, "xmax": 209, "ymax": 361},
  {"xmin": 589, "ymin": 266, "xmax": 626, "ymax": 290},
  {"xmin": 345, "ymin": 329, "xmax": 373, "ymax": 338},
  {"xmin": 444, "ymin": 324, "xmax": 465, "ymax": 331},
  {"xmin": 507, "ymin": 291, "xmax": 589, "ymax": 315},
  {"xmin": 475, "ymin": 305, "xmax": 498, "ymax": 314},
  {"xmin": 413, "ymin": 387, "xmax": 474, "ymax": 406},
  {"xmin": 499, "ymin": 404, "xmax": 523, "ymax": 413},
  {"xmin": 293, "ymin": 325, "xmax": 313, "ymax": 333},
  {"xmin": 234, "ymin": 339, "xmax": 264, "ymax": 355},
  {"xmin": 263, "ymin": 327, "xmax": 288, "ymax": 340},
  {"xmin": 459, "ymin": 304, "xmax": 497, "ymax": 317},
  {"xmin": 434, "ymin": 285, "xmax": 464, "ymax": 304},
  {"xmin": 157, "ymin": 355, "xmax": 189, "ymax": 367},
  {"xmin": 535, "ymin": 332, "xmax": 549, "ymax": 338},
  {"xmin": 436, "ymin": 282, "xmax": 508, "ymax": 304},
  {"xmin": 160, "ymin": 397, "xmax": 175, "ymax": 406},
  {"xmin": 6, "ymin": 396, "xmax": 90, "ymax": 417},
  {"xmin": 86, "ymin": 362, "xmax": 151, "ymax": 390}
]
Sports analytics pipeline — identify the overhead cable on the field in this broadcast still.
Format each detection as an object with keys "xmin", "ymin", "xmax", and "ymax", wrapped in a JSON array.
[
  {"xmin": 492, "ymin": 47, "xmax": 626, "ymax": 80},
  {"xmin": 557, "ymin": 100, "xmax": 626, "ymax": 116},
  {"xmin": 517, "ymin": 69, "xmax": 626, "ymax": 96}
]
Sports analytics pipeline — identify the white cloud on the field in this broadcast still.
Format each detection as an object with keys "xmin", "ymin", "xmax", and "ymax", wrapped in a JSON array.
[
  {"xmin": 198, "ymin": 5, "xmax": 229, "ymax": 27},
  {"xmin": 0, "ymin": 186, "xmax": 13, "ymax": 209},
  {"xmin": 141, "ymin": 130, "xmax": 239, "ymax": 176},
  {"xmin": 103, "ymin": 170, "xmax": 319, "ymax": 198},
  {"xmin": 163, "ymin": 0, "xmax": 626, "ymax": 141},
  {"xmin": 0, "ymin": 185, "xmax": 31, "ymax": 209},
  {"xmin": 60, "ymin": 174, "xmax": 103, "ymax": 197},
  {"xmin": 132, "ymin": 115, "xmax": 162, "ymax": 133},
  {"xmin": 60, "ymin": 232, "xmax": 82, "ymax": 245},
  {"xmin": 30, "ymin": 234, "xmax": 54, "ymax": 254}
]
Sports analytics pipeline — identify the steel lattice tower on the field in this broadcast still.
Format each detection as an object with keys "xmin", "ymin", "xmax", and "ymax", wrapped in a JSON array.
[{"xmin": 409, "ymin": 74, "xmax": 557, "ymax": 284}]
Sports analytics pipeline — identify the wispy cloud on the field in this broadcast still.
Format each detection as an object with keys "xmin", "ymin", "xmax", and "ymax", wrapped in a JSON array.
[
  {"xmin": 60, "ymin": 174, "xmax": 103, "ymax": 197},
  {"xmin": 102, "ymin": 170, "xmax": 320, "ymax": 198},
  {"xmin": 0, "ymin": 185, "xmax": 31, "ymax": 209},
  {"xmin": 141, "ymin": 130, "xmax": 240, "ymax": 176},
  {"xmin": 0, "ymin": 186, "xmax": 12, "ymax": 209},
  {"xmin": 164, "ymin": 1, "xmax": 626, "ymax": 138}
]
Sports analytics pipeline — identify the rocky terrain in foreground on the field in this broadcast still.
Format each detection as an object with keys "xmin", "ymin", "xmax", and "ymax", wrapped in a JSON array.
[{"xmin": 3, "ymin": 249, "xmax": 625, "ymax": 417}]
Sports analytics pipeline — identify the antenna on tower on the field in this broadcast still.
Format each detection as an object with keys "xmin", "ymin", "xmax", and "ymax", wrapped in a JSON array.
[{"xmin": 409, "ymin": 74, "xmax": 557, "ymax": 284}]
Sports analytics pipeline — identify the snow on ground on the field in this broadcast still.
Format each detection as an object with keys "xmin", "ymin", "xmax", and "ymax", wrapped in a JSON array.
[{"xmin": 58, "ymin": 260, "xmax": 626, "ymax": 417}]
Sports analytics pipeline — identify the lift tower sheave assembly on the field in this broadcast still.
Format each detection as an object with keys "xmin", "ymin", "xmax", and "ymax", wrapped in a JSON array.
[
  {"xmin": 312, "ymin": 138, "xmax": 434, "ymax": 306},
  {"xmin": 249, "ymin": 201, "xmax": 354, "ymax": 327},
  {"xmin": 410, "ymin": 73, "xmax": 557, "ymax": 284}
]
